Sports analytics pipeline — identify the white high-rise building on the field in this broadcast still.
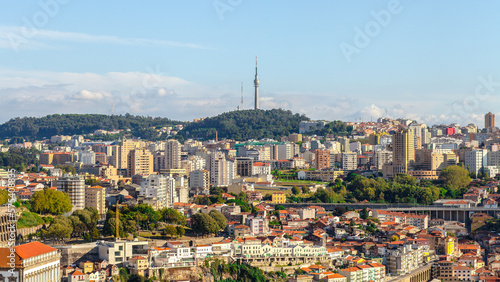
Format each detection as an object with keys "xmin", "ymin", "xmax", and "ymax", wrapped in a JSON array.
[
  {"xmin": 165, "ymin": 139, "xmax": 181, "ymax": 169},
  {"xmin": 140, "ymin": 174, "xmax": 167, "ymax": 208},
  {"xmin": 375, "ymin": 150, "xmax": 393, "ymax": 170},
  {"xmin": 277, "ymin": 143, "xmax": 294, "ymax": 160},
  {"xmin": 79, "ymin": 150, "xmax": 96, "ymax": 165},
  {"xmin": 206, "ymin": 151, "xmax": 231, "ymax": 187},
  {"xmin": 342, "ymin": 152, "xmax": 357, "ymax": 171},
  {"xmin": 57, "ymin": 175, "xmax": 85, "ymax": 211},
  {"xmin": 465, "ymin": 149, "xmax": 488, "ymax": 175},
  {"xmin": 189, "ymin": 169, "xmax": 210, "ymax": 195}
]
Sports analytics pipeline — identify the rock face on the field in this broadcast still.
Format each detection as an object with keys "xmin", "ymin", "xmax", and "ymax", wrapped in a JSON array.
[{"xmin": 154, "ymin": 266, "xmax": 215, "ymax": 282}]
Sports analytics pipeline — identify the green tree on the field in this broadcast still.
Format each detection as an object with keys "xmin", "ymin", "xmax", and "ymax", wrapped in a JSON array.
[
  {"xmin": 165, "ymin": 225, "xmax": 177, "ymax": 238},
  {"xmin": 301, "ymin": 185, "xmax": 310, "ymax": 194},
  {"xmin": 161, "ymin": 208, "xmax": 186, "ymax": 225},
  {"xmin": 333, "ymin": 206, "xmax": 347, "ymax": 216},
  {"xmin": 46, "ymin": 216, "xmax": 73, "ymax": 241},
  {"xmin": 291, "ymin": 186, "xmax": 301, "ymax": 195},
  {"xmin": 30, "ymin": 188, "xmax": 72, "ymax": 214},
  {"xmin": 90, "ymin": 227, "xmax": 100, "ymax": 241},
  {"xmin": 209, "ymin": 210, "xmax": 228, "ymax": 231},
  {"xmin": 440, "ymin": 165, "xmax": 472, "ymax": 190},
  {"xmin": 191, "ymin": 212, "xmax": 219, "ymax": 236},
  {"xmin": 176, "ymin": 226, "xmax": 185, "ymax": 238}
]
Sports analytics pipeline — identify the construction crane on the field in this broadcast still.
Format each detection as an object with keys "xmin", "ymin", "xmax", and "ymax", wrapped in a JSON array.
[{"xmin": 114, "ymin": 203, "xmax": 125, "ymax": 239}]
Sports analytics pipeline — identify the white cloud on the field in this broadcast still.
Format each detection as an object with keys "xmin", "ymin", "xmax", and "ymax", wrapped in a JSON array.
[{"xmin": 73, "ymin": 90, "xmax": 112, "ymax": 101}]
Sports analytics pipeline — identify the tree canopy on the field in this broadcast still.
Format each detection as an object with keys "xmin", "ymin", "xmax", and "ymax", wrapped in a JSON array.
[
  {"xmin": 30, "ymin": 188, "xmax": 72, "ymax": 214},
  {"xmin": 0, "ymin": 114, "xmax": 184, "ymax": 140},
  {"xmin": 177, "ymin": 109, "xmax": 309, "ymax": 141},
  {"xmin": 440, "ymin": 165, "xmax": 471, "ymax": 190},
  {"xmin": 209, "ymin": 210, "xmax": 228, "ymax": 231},
  {"xmin": 191, "ymin": 212, "xmax": 220, "ymax": 236}
]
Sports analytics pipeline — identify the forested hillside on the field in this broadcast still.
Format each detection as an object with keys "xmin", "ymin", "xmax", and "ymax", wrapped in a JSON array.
[
  {"xmin": 0, "ymin": 114, "xmax": 184, "ymax": 140},
  {"xmin": 177, "ymin": 109, "xmax": 309, "ymax": 141}
]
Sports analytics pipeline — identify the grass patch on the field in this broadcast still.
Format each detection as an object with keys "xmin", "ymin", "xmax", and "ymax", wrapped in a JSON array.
[{"xmin": 17, "ymin": 211, "xmax": 45, "ymax": 229}]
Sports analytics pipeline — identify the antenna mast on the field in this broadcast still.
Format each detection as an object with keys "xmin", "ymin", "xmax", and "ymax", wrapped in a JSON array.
[{"xmin": 241, "ymin": 82, "xmax": 244, "ymax": 110}]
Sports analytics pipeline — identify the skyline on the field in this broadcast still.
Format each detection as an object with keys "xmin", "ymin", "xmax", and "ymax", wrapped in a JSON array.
[{"xmin": 1, "ymin": 1, "xmax": 500, "ymax": 125}]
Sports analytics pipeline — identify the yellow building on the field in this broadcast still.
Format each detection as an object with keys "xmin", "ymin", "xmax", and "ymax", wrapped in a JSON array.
[
  {"xmin": 78, "ymin": 260, "xmax": 94, "ymax": 274},
  {"xmin": 272, "ymin": 192, "xmax": 286, "ymax": 204},
  {"xmin": 445, "ymin": 237, "xmax": 454, "ymax": 256}
]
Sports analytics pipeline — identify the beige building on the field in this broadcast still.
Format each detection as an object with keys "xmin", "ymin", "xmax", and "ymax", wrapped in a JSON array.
[
  {"xmin": 165, "ymin": 139, "xmax": 182, "ymax": 169},
  {"xmin": 189, "ymin": 169, "xmax": 210, "ymax": 195},
  {"xmin": 393, "ymin": 129, "xmax": 415, "ymax": 174},
  {"xmin": 415, "ymin": 149, "xmax": 457, "ymax": 171},
  {"xmin": 111, "ymin": 139, "xmax": 138, "ymax": 169},
  {"xmin": 127, "ymin": 149, "xmax": 153, "ymax": 177},
  {"xmin": 128, "ymin": 256, "xmax": 148, "ymax": 276},
  {"xmin": 85, "ymin": 185, "xmax": 106, "ymax": 219}
]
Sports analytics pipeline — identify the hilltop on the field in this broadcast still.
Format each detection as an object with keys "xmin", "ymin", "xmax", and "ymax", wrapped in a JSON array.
[
  {"xmin": 0, "ymin": 114, "xmax": 184, "ymax": 141},
  {"xmin": 177, "ymin": 109, "xmax": 309, "ymax": 141}
]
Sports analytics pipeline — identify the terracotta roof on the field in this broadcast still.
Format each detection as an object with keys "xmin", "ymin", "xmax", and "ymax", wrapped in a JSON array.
[{"xmin": 15, "ymin": 241, "xmax": 57, "ymax": 259}]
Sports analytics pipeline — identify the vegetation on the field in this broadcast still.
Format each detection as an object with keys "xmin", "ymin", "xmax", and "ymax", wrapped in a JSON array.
[
  {"xmin": 207, "ymin": 259, "xmax": 268, "ymax": 282},
  {"xmin": 0, "ymin": 148, "xmax": 40, "ymax": 171},
  {"xmin": 441, "ymin": 165, "xmax": 471, "ymax": 190},
  {"xmin": 0, "ymin": 190, "xmax": 8, "ymax": 205},
  {"xmin": 209, "ymin": 210, "xmax": 228, "ymax": 231},
  {"xmin": 286, "ymin": 170, "xmax": 471, "ymax": 205},
  {"xmin": 30, "ymin": 188, "xmax": 73, "ymax": 214},
  {"xmin": 101, "ymin": 204, "xmax": 187, "ymax": 238},
  {"xmin": 45, "ymin": 216, "xmax": 73, "ymax": 241},
  {"xmin": 0, "ymin": 114, "xmax": 184, "ymax": 140},
  {"xmin": 309, "ymin": 120, "xmax": 353, "ymax": 137},
  {"xmin": 17, "ymin": 211, "xmax": 46, "ymax": 228},
  {"xmin": 177, "ymin": 109, "xmax": 309, "ymax": 141},
  {"xmin": 191, "ymin": 212, "xmax": 220, "ymax": 236}
]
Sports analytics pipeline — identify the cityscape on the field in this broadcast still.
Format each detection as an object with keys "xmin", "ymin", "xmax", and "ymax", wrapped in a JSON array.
[{"xmin": 2, "ymin": 1, "xmax": 500, "ymax": 282}]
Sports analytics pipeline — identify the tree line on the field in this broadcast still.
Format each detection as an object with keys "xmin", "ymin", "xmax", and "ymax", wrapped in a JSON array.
[
  {"xmin": 0, "ymin": 114, "xmax": 184, "ymax": 140},
  {"xmin": 178, "ymin": 109, "xmax": 310, "ymax": 141}
]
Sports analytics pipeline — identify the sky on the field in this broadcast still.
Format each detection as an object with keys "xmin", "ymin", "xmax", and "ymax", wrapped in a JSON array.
[{"xmin": 1, "ymin": 1, "xmax": 500, "ymax": 126}]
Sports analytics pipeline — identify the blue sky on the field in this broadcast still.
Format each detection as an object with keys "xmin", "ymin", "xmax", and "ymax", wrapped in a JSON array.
[{"xmin": 1, "ymin": 1, "xmax": 500, "ymax": 126}]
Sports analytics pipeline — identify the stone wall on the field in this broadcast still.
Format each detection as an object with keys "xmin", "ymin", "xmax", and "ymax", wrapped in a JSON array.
[{"xmin": 56, "ymin": 242, "xmax": 99, "ymax": 266}]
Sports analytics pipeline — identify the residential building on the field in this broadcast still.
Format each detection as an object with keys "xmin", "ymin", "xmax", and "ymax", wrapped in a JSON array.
[
  {"xmin": 98, "ymin": 240, "xmax": 149, "ymax": 266},
  {"xmin": 393, "ymin": 129, "xmax": 415, "ymax": 174},
  {"xmin": 465, "ymin": 149, "xmax": 488, "ymax": 175},
  {"xmin": 315, "ymin": 149, "xmax": 330, "ymax": 170},
  {"xmin": 206, "ymin": 150, "xmax": 231, "ymax": 187},
  {"xmin": 189, "ymin": 169, "xmax": 210, "ymax": 195},
  {"xmin": 57, "ymin": 175, "xmax": 85, "ymax": 211},
  {"xmin": 127, "ymin": 149, "xmax": 153, "ymax": 177},
  {"xmin": 272, "ymin": 192, "xmax": 286, "ymax": 204},
  {"xmin": 236, "ymin": 157, "xmax": 254, "ymax": 177},
  {"xmin": 165, "ymin": 139, "xmax": 181, "ymax": 169},
  {"xmin": 342, "ymin": 152, "xmax": 357, "ymax": 171},
  {"xmin": 85, "ymin": 185, "xmax": 106, "ymax": 219},
  {"xmin": 386, "ymin": 242, "xmax": 423, "ymax": 276},
  {"xmin": 486, "ymin": 112, "xmax": 495, "ymax": 129}
]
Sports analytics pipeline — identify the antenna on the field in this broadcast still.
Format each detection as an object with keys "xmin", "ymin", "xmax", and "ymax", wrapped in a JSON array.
[
  {"xmin": 241, "ymin": 82, "xmax": 244, "ymax": 110},
  {"xmin": 111, "ymin": 101, "xmax": 114, "ymax": 116}
]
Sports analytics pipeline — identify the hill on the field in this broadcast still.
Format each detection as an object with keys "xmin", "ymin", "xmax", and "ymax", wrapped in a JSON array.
[
  {"xmin": 0, "ymin": 114, "xmax": 184, "ymax": 141},
  {"xmin": 177, "ymin": 109, "xmax": 309, "ymax": 141}
]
